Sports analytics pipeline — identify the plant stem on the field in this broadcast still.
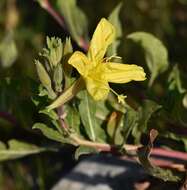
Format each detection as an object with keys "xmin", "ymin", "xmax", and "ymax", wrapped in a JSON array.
[
  {"xmin": 38, "ymin": 0, "xmax": 66, "ymax": 29},
  {"xmin": 37, "ymin": 0, "xmax": 89, "ymax": 51},
  {"xmin": 70, "ymin": 134, "xmax": 140, "ymax": 152}
]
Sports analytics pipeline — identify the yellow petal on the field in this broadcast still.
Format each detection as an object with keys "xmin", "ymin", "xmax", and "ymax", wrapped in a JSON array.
[
  {"xmin": 68, "ymin": 51, "xmax": 90, "ymax": 77},
  {"xmin": 88, "ymin": 18, "xmax": 115, "ymax": 63},
  {"xmin": 85, "ymin": 77, "xmax": 109, "ymax": 101},
  {"xmin": 105, "ymin": 62, "xmax": 146, "ymax": 83}
]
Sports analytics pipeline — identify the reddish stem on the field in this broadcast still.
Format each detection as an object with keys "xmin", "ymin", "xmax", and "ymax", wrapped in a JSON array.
[
  {"xmin": 37, "ymin": 0, "xmax": 89, "ymax": 51},
  {"xmin": 151, "ymin": 148, "xmax": 187, "ymax": 162},
  {"xmin": 40, "ymin": 0, "xmax": 66, "ymax": 29}
]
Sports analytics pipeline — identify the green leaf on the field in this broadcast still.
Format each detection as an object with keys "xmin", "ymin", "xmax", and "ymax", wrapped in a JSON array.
[
  {"xmin": 95, "ymin": 101, "xmax": 110, "ymax": 121},
  {"xmin": 107, "ymin": 93, "xmax": 126, "ymax": 113},
  {"xmin": 107, "ymin": 2, "xmax": 123, "ymax": 56},
  {"xmin": 168, "ymin": 64, "xmax": 186, "ymax": 93},
  {"xmin": 33, "ymin": 123, "xmax": 69, "ymax": 144},
  {"xmin": 0, "ymin": 32, "xmax": 18, "ymax": 68},
  {"xmin": 38, "ymin": 108, "xmax": 63, "ymax": 133},
  {"xmin": 78, "ymin": 91, "xmax": 106, "ymax": 142},
  {"xmin": 138, "ymin": 129, "xmax": 180, "ymax": 182},
  {"xmin": 0, "ymin": 140, "xmax": 45, "ymax": 162},
  {"xmin": 123, "ymin": 105, "xmax": 139, "ymax": 142},
  {"xmin": 39, "ymin": 109, "xmax": 59, "ymax": 120},
  {"xmin": 64, "ymin": 105, "xmax": 81, "ymax": 135},
  {"xmin": 75, "ymin": 146, "xmax": 98, "ymax": 160},
  {"xmin": 107, "ymin": 112, "xmax": 124, "ymax": 145},
  {"xmin": 127, "ymin": 32, "xmax": 168, "ymax": 86},
  {"xmin": 138, "ymin": 100, "xmax": 161, "ymax": 132},
  {"xmin": 132, "ymin": 100, "xmax": 161, "ymax": 143},
  {"xmin": 57, "ymin": 0, "xmax": 89, "ymax": 47}
]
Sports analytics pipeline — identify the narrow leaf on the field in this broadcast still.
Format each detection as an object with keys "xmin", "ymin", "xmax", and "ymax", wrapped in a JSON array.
[
  {"xmin": 64, "ymin": 105, "xmax": 81, "ymax": 135},
  {"xmin": 78, "ymin": 91, "xmax": 106, "ymax": 142},
  {"xmin": 123, "ymin": 106, "xmax": 138, "ymax": 142},
  {"xmin": 33, "ymin": 123, "xmax": 69, "ymax": 144},
  {"xmin": 75, "ymin": 146, "xmax": 98, "ymax": 160},
  {"xmin": 0, "ymin": 140, "xmax": 45, "ymax": 162}
]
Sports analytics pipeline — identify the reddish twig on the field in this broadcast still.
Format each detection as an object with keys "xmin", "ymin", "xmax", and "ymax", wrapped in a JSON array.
[
  {"xmin": 38, "ymin": 0, "xmax": 66, "ymax": 29},
  {"xmin": 152, "ymin": 148, "xmax": 187, "ymax": 162},
  {"xmin": 70, "ymin": 134, "xmax": 187, "ymax": 163},
  {"xmin": 36, "ymin": 0, "xmax": 89, "ymax": 51}
]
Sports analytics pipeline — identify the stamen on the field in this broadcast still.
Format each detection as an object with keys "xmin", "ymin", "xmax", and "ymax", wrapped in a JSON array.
[
  {"xmin": 109, "ymin": 88, "xmax": 127, "ymax": 105},
  {"xmin": 106, "ymin": 55, "xmax": 122, "ymax": 62},
  {"xmin": 102, "ymin": 55, "xmax": 122, "ymax": 63}
]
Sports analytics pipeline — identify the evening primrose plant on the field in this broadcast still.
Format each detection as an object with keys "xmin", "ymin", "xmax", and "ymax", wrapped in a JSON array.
[
  {"xmin": 33, "ymin": 18, "xmax": 180, "ymax": 182},
  {"xmin": 47, "ymin": 18, "xmax": 146, "ymax": 110}
]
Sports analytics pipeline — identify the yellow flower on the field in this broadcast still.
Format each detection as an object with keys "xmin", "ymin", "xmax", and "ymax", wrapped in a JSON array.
[{"xmin": 68, "ymin": 18, "xmax": 146, "ymax": 101}]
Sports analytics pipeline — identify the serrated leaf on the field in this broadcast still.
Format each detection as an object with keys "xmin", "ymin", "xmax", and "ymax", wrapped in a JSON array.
[
  {"xmin": 0, "ymin": 32, "xmax": 18, "ymax": 68},
  {"xmin": 57, "ymin": 0, "xmax": 89, "ymax": 47},
  {"xmin": 33, "ymin": 123, "xmax": 69, "ymax": 144},
  {"xmin": 75, "ymin": 146, "xmax": 98, "ymax": 160},
  {"xmin": 127, "ymin": 32, "xmax": 168, "ymax": 86},
  {"xmin": 138, "ymin": 129, "xmax": 180, "ymax": 182},
  {"xmin": 0, "ymin": 140, "xmax": 45, "ymax": 162},
  {"xmin": 107, "ymin": 2, "xmax": 123, "ymax": 56},
  {"xmin": 78, "ymin": 91, "xmax": 106, "ymax": 142}
]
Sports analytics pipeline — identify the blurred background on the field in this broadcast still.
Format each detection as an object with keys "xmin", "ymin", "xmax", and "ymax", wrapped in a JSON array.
[{"xmin": 0, "ymin": 0, "xmax": 187, "ymax": 189}]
